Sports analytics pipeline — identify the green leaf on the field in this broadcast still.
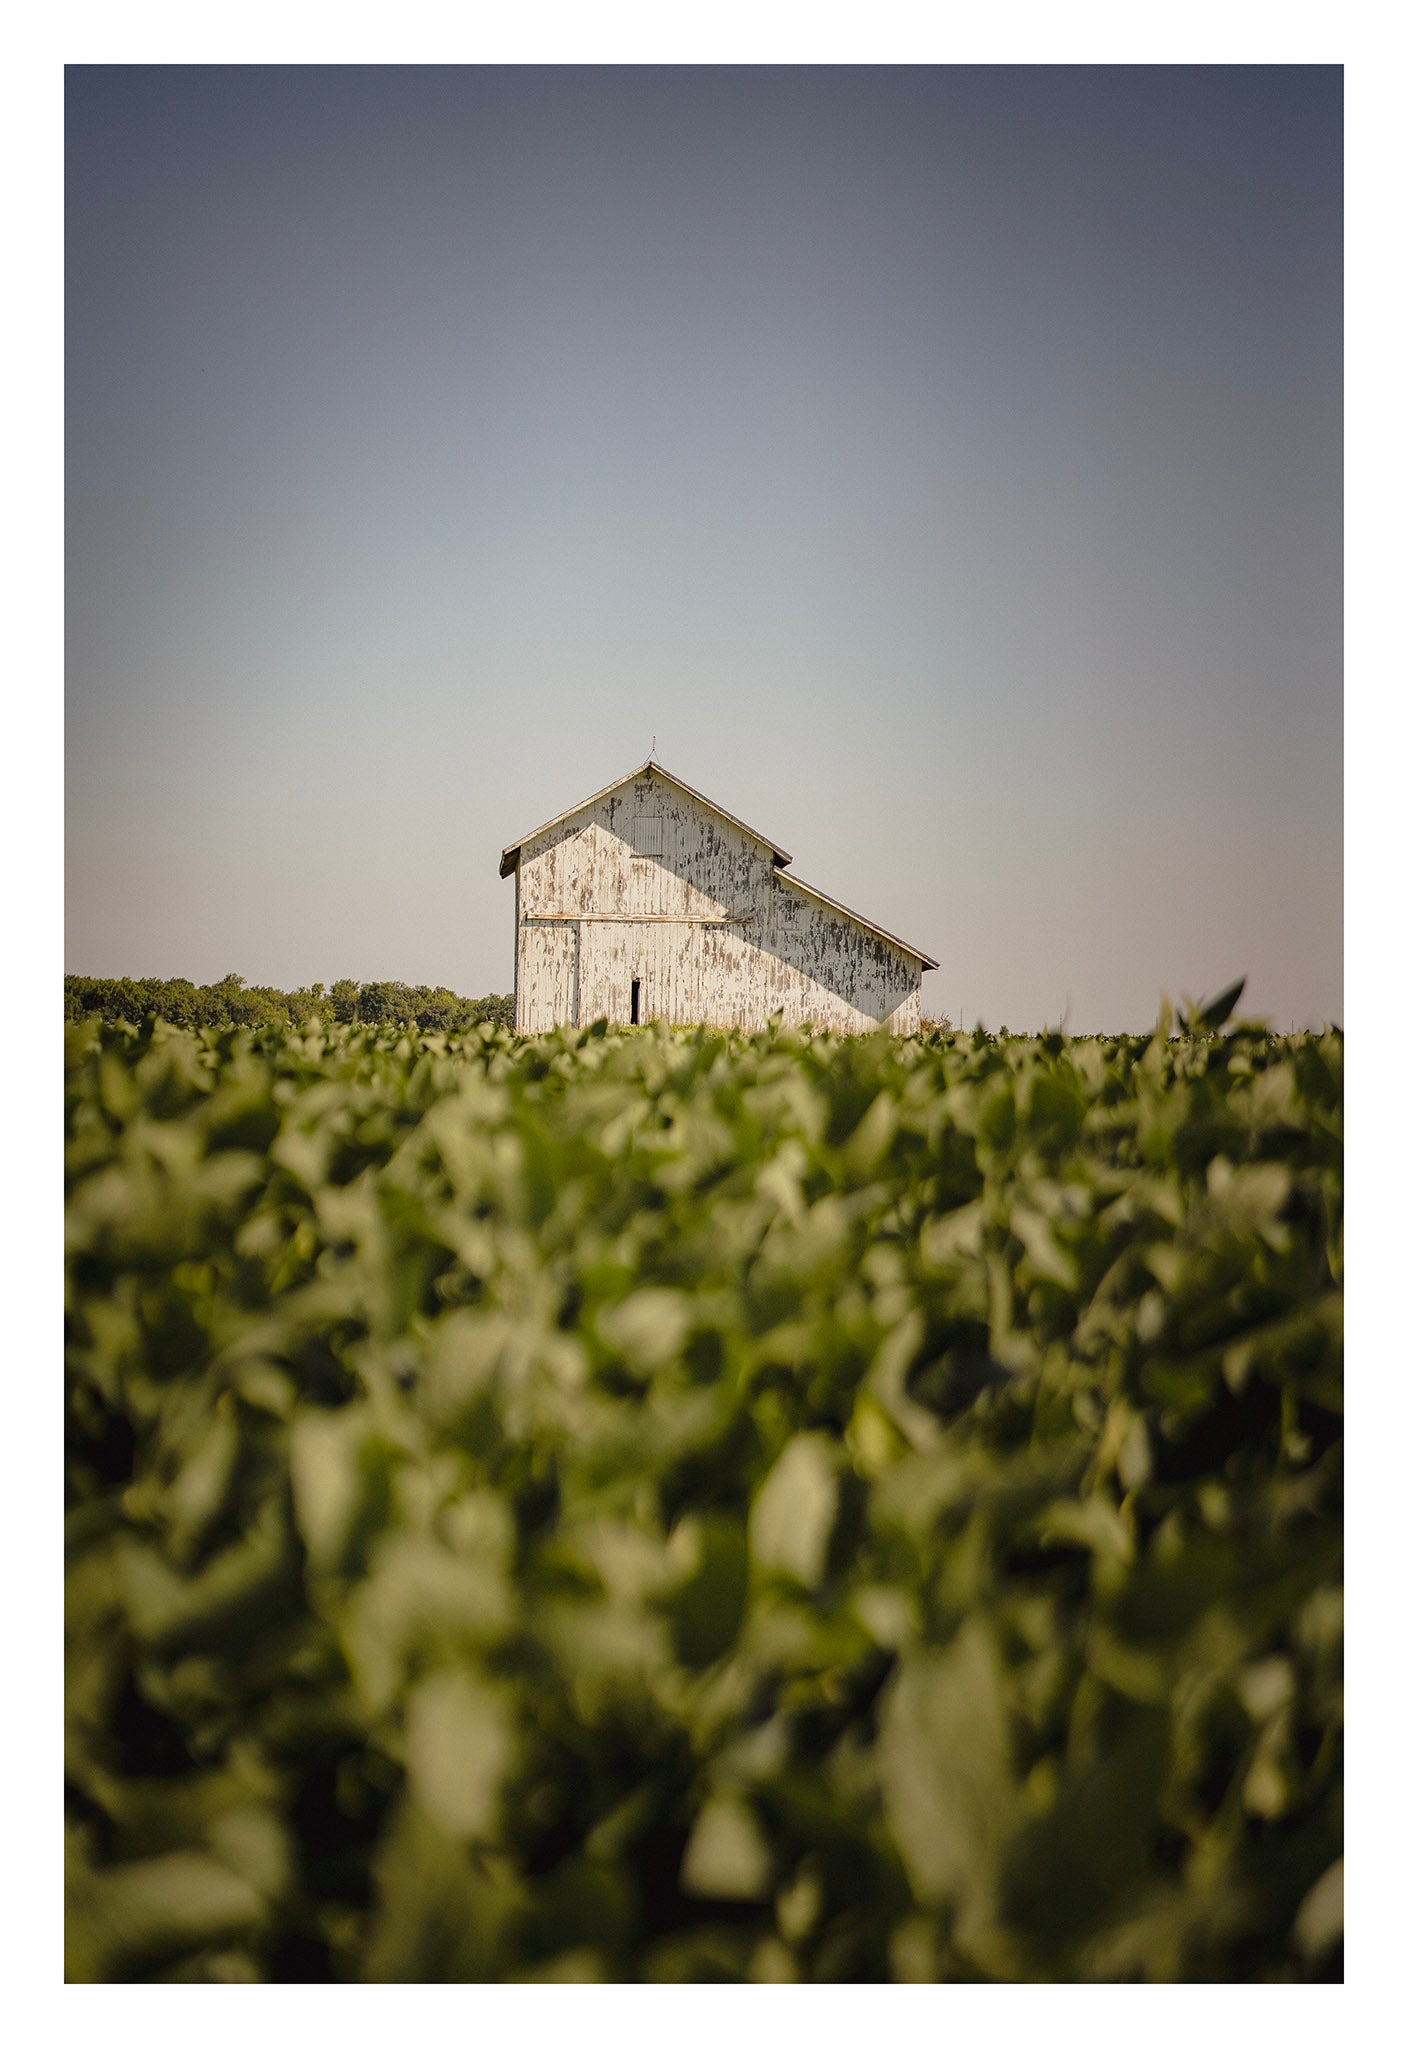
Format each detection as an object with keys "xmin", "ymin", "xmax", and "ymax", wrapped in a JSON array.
[
  {"xmin": 748, "ymin": 1434, "xmax": 838, "ymax": 1589},
  {"xmin": 341, "ymin": 1533, "xmax": 514, "ymax": 1716},
  {"xmin": 68, "ymin": 1851, "xmax": 265, "ymax": 1980},
  {"xmin": 289, "ymin": 1409, "xmax": 396, "ymax": 1577},
  {"xmin": 404, "ymin": 1668, "xmax": 514, "ymax": 1843},
  {"xmin": 877, "ymin": 1622, "xmax": 1020, "ymax": 1925},
  {"xmin": 1292, "ymin": 1858, "xmax": 1343, "ymax": 1964},
  {"xmin": 1201, "ymin": 977, "xmax": 1247, "ymax": 1031},
  {"xmin": 680, "ymin": 1797, "xmax": 773, "ymax": 1901},
  {"xmin": 596, "ymin": 1288, "xmax": 693, "ymax": 1370},
  {"xmin": 361, "ymin": 1799, "xmax": 520, "ymax": 1982}
]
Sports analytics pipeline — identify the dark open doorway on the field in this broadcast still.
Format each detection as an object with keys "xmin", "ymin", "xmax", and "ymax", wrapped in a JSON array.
[{"xmin": 630, "ymin": 978, "xmax": 641, "ymax": 1024}]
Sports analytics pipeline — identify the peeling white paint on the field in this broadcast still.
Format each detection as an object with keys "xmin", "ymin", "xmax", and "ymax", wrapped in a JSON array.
[{"xmin": 505, "ymin": 767, "xmax": 934, "ymax": 1035}]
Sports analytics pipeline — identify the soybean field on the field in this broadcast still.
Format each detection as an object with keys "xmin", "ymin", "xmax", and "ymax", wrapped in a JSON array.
[{"xmin": 64, "ymin": 1007, "xmax": 1343, "ymax": 1982}]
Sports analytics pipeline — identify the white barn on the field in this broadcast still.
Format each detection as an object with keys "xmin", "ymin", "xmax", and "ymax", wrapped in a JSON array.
[{"xmin": 499, "ymin": 761, "xmax": 938, "ymax": 1035}]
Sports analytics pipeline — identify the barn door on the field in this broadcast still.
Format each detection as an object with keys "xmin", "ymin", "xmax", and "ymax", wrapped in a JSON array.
[{"xmin": 577, "ymin": 919, "xmax": 635, "ymax": 1026}]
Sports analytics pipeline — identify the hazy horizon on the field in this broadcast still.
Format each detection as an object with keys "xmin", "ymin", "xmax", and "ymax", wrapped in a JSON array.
[{"xmin": 66, "ymin": 65, "xmax": 1342, "ymax": 1032}]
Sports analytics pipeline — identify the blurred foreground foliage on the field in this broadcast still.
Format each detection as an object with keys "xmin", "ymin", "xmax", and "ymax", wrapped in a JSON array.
[{"xmin": 65, "ymin": 1011, "xmax": 1342, "ymax": 1982}]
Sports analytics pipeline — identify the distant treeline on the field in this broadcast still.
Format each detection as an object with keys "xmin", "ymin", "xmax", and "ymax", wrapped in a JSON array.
[{"xmin": 64, "ymin": 974, "xmax": 514, "ymax": 1033}]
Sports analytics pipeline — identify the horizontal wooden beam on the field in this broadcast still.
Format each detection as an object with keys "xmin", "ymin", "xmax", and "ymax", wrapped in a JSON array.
[{"xmin": 522, "ymin": 914, "xmax": 754, "ymax": 927}]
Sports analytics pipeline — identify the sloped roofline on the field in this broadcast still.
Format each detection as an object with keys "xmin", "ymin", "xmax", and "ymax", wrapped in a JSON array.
[
  {"xmin": 498, "ymin": 759, "xmax": 793, "ymax": 878},
  {"xmin": 778, "ymin": 868, "xmax": 939, "ymax": 971}
]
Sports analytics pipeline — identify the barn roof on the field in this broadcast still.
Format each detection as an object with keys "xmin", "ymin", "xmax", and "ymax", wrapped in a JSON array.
[
  {"xmin": 778, "ymin": 869, "xmax": 940, "ymax": 971},
  {"xmin": 498, "ymin": 760, "xmax": 793, "ymax": 878}
]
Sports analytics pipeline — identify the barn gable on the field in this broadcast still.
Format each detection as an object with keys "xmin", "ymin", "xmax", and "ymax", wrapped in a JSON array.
[
  {"xmin": 504, "ymin": 761, "xmax": 936, "ymax": 1034},
  {"xmin": 500, "ymin": 760, "xmax": 791, "ymax": 878}
]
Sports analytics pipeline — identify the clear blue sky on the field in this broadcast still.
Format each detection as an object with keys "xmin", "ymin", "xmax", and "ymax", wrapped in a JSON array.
[{"xmin": 65, "ymin": 65, "xmax": 1341, "ymax": 1030}]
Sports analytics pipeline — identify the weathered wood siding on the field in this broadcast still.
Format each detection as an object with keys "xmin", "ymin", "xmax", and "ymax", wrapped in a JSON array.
[{"xmin": 514, "ymin": 774, "xmax": 924, "ymax": 1034}]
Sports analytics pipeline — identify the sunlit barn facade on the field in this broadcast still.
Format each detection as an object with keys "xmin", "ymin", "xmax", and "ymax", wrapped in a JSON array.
[{"xmin": 499, "ymin": 761, "xmax": 937, "ymax": 1035}]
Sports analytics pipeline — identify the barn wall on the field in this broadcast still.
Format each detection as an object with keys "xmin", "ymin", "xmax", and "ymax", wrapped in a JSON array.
[
  {"xmin": 514, "ymin": 773, "xmax": 925, "ymax": 1034},
  {"xmin": 517, "ymin": 920, "xmax": 579, "ymax": 1034}
]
